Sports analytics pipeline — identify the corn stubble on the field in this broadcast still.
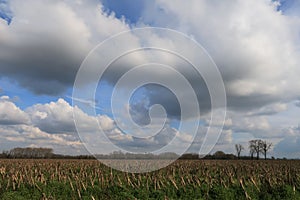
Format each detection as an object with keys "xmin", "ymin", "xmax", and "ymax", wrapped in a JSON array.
[{"xmin": 0, "ymin": 159, "xmax": 299, "ymax": 199}]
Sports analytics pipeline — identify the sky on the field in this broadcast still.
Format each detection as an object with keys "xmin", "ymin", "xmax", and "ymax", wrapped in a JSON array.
[{"xmin": 0, "ymin": 0, "xmax": 300, "ymax": 158}]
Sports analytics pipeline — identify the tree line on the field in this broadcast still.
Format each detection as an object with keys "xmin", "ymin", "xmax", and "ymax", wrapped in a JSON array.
[
  {"xmin": 0, "ymin": 147, "xmax": 54, "ymax": 159},
  {"xmin": 235, "ymin": 139, "xmax": 272, "ymax": 160},
  {"xmin": 0, "ymin": 147, "xmax": 93, "ymax": 159},
  {"xmin": 0, "ymin": 140, "xmax": 272, "ymax": 160}
]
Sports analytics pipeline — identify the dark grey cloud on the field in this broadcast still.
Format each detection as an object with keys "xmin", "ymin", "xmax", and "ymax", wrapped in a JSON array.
[
  {"xmin": 0, "ymin": 25, "xmax": 87, "ymax": 95},
  {"xmin": 0, "ymin": 0, "xmax": 129, "ymax": 95},
  {"xmin": 1, "ymin": 0, "xmax": 300, "ymax": 159},
  {"xmin": 245, "ymin": 103, "xmax": 287, "ymax": 116},
  {"xmin": 145, "ymin": 84, "xmax": 182, "ymax": 119},
  {"xmin": 138, "ymin": 0, "xmax": 300, "ymax": 116},
  {"xmin": 129, "ymin": 100, "xmax": 151, "ymax": 126},
  {"xmin": 109, "ymin": 125, "xmax": 177, "ymax": 153},
  {"xmin": 295, "ymin": 100, "xmax": 300, "ymax": 107},
  {"xmin": 101, "ymin": 49, "xmax": 211, "ymax": 120},
  {"xmin": 1, "ymin": 0, "xmax": 299, "ymax": 118},
  {"xmin": 273, "ymin": 125, "xmax": 300, "ymax": 158},
  {"xmin": 129, "ymin": 84, "xmax": 182, "ymax": 122}
]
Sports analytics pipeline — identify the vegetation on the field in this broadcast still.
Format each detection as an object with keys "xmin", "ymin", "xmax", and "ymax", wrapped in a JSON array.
[
  {"xmin": 0, "ymin": 159, "xmax": 300, "ymax": 199},
  {"xmin": 1, "ymin": 142, "xmax": 273, "ymax": 160},
  {"xmin": 235, "ymin": 144, "xmax": 244, "ymax": 159},
  {"xmin": 2, "ymin": 147, "xmax": 53, "ymax": 159},
  {"xmin": 248, "ymin": 140, "xmax": 273, "ymax": 160}
]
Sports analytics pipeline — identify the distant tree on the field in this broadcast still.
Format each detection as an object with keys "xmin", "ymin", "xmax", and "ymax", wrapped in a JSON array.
[
  {"xmin": 214, "ymin": 151, "xmax": 226, "ymax": 158},
  {"xmin": 260, "ymin": 141, "xmax": 272, "ymax": 160},
  {"xmin": 1, "ymin": 151, "xmax": 9, "ymax": 158},
  {"xmin": 9, "ymin": 147, "xmax": 53, "ymax": 158},
  {"xmin": 249, "ymin": 147, "xmax": 255, "ymax": 160},
  {"xmin": 209, "ymin": 151, "xmax": 236, "ymax": 160},
  {"xmin": 235, "ymin": 144, "xmax": 244, "ymax": 159},
  {"xmin": 249, "ymin": 140, "xmax": 263, "ymax": 160},
  {"xmin": 180, "ymin": 153, "xmax": 199, "ymax": 160}
]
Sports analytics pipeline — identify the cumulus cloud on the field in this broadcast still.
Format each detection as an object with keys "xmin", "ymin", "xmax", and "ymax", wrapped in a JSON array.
[
  {"xmin": 1, "ymin": 0, "xmax": 299, "ymax": 117},
  {"xmin": 86, "ymin": 0, "xmax": 300, "ymax": 129},
  {"xmin": 0, "ymin": 96, "xmax": 30, "ymax": 125},
  {"xmin": 0, "ymin": 124, "xmax": 85, "ymax": 155},
  {"xmin": 139, "ymin": 0, "xmax": 300, "ymax": 113},
  {"xmin": 0, "ymin": 0, "xmax": 300, "ymax": 156},
  {"xmin": 0, "ymin": 97, "xmax": 84, "ymax": 154},
  {"xmin": 0, "ymin": 0, "xmax": 129, "ymax": 95},
  {"xmin": 26, "ymin": 98, "xmax": 119, "ymax": 136},
  {"xmin": 0, "ymin": 96, "xmax": 191, "ymax": 154},
  {"xmin": 26, "ymin": 98, "xmax": 78, "ymax": 134},
  {"xmin": 0, "ymin": 97, "xmax": 119, "ymax": 154}
]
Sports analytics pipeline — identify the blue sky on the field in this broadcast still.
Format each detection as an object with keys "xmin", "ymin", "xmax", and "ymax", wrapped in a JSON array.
[
  {"xmin": 0, "ymin": 0, "xmax": 12, "ymax": 24},
  {"xmin": 0, "ymin": 0, "xmax": 300, "ymax": 158},
  {"xmin": 101, "ymin": 0, "xmax": 145, "ymax": 24}
]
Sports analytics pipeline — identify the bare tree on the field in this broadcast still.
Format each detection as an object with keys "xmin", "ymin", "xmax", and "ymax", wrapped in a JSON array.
[
  {"xmin": 249, "ymin": 140, "xmax": 256, "ymax": 160},
  {"xmin": 260, "ymin": 141, "xmax": 272, "ymax": 160},
  {"xmin": 249, "ymin": 148, "xmax": 255, "ymax": 160},
  {"xmin": 235, "ymin": 144, "xmax": 244, "ymax": 159},
  {"xmin": 249, "ymin": 140, "xmax": 263, "ymax": 160},
  {"xmin": 9, "ymin": 147, "xmax": 53, "ymax": 158}
]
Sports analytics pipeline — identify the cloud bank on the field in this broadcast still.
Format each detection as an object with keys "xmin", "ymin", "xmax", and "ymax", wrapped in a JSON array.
[{"xmin": 0, "ymin": 0, "xmax": 299, "ymax": 157}]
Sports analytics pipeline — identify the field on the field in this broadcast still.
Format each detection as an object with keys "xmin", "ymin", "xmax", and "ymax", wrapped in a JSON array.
[{"xmin": 0, "ymin": 159, "xmax": 300, "ymax": 200}]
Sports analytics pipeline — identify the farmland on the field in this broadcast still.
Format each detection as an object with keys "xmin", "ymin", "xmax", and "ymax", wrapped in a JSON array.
[{"xmin": 0, "ymin": 159, "xmax": 300, "ymax": 199}]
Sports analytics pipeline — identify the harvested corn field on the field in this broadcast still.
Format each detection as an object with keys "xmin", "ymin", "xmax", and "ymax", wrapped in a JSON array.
[{"xmin": 0, "ymin": 159, "xmax": 300, "ymax": 199}]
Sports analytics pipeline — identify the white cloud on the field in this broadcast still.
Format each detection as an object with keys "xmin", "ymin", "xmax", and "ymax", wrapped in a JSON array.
[
  {"xmin": 2, "ymin": 0, "xmax": 299, "ymax": 113},
  {"xmin": 0, "ymin": 96, "xmax": 30, "ymax": 125},
  {"xmin": 140, "ymin": 0, "xmax": 300, "ymax": 110},
  {"xmin": 97, "ymin": 115, "xmax": 115, "ymax": 131},
  {"xmin": 1, "ymin": 0, "xmax": 298, "ymax": 112},
  {"xmin": 0, "ymin": 97, "xmax": 127, "ymax": 154},
  {"xmin": 26, "ymin": 98, "xmax": 118, "ymax": 135},
  {"xmin": 0, "ymin": 0, "xmax": 130, "ymax": 94},
  {"xmin": 0, "ymin": 124, "xmax": 84, "ymax": 154},
  {"xmin": 132, "ymin": 0, "xmax": 300, "ymax": 156},
  {"xmin": 232, "ymin": 115, "xmax": 271, "ymax": 136},
  {"xmin": 0, "ymin": 97, "xmax": 84, "ymax": 154},
  {"xmin": 106, "ymin": 128, "xmax": 133, "ymax": 141},
  {"xmin": 0, "ymin": 95, "xmax": 297, "ymax": 157},
  {"xmin": 27, "ymin": 98, "xmax": 78, "ymax": 134},
  {"xmin": 246, "ymin": 103, "xmax": 288, "ymax": 116},
  {"xmin": 0, "ymin": 0, "xmax": 300, "ymax": 157}
]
